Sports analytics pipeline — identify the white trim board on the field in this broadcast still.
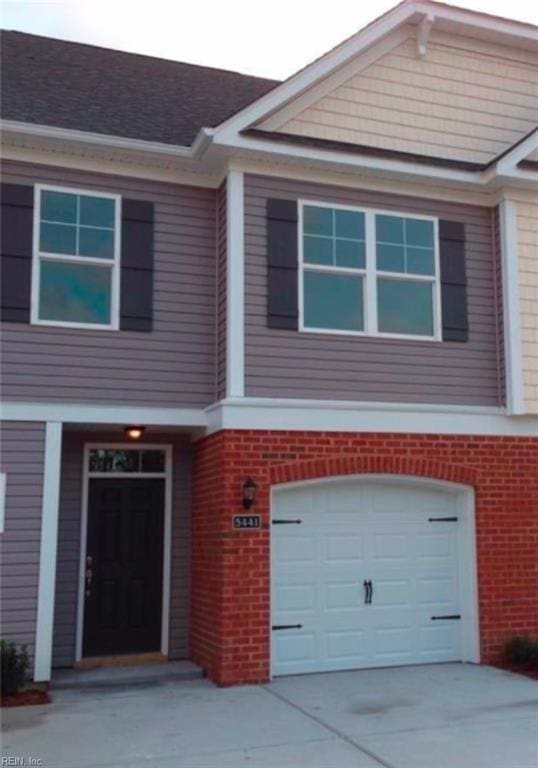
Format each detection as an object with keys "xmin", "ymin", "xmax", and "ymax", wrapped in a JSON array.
[
  {"xmin": 270, "ymin": 474, "xmax": 480, "ymax": 679},
  {"xmin": 0, "ymin": 401, "xmax": 207, "ymax": 427},
  {"xmin": 206, "ymin": 398, "xmax": 538, "ymax": 436},
  {"xmin": 34, "ymin": 422, "xmax": 63, "ymax": 682},
  {"xmin": 499, "ymin": 200, "xmax": 525, "ymax": 415},
  {"xmin": 225, "ymin": 170, "xmax": 245, "ymax": 397},
  {"xmin": 2, "ymin": 398, "xmax": 536, "ymax": 437},
  {"xmin": 75, "ymin": 443, "xmax": 173, "ymax": 662}
]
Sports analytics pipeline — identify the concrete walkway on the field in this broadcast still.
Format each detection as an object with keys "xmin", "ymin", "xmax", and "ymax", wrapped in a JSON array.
[{"xmin": 2, "ymin": 664, "xmax": 537, "ymax": 768}]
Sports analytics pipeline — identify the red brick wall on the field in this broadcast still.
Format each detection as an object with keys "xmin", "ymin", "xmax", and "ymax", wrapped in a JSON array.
[{"xmin": 190, "ymin": 430, "xmax": 538, "ymax": 685}]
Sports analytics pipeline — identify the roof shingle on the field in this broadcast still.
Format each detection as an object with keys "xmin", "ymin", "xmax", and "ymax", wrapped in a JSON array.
[{"xmin": 0, "ymin": 30, "xmax": 279, "ymax": 146}]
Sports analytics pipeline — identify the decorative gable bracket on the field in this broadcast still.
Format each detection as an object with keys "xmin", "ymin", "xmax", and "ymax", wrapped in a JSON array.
[{"xmin": 416, "ymin": 13, "xmax": 435, "ymax": 58}]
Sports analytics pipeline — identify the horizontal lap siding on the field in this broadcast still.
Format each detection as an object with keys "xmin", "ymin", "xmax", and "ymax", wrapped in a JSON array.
[
  {"xmin": 0, "ymin": 421, "xmax": 46, "ymax": 668},
  {"xmin": 517, "ymin": 195, "xmax": 538, "ymax": 413},
  {"xmin": 53, "ymin": 432, "xmax": 192, "ymax": 668},
  {"xmin": 277, "ymin": 32, "xmax": 538, "ymax": 164},
  {"xmin": 244, "ymin": 174, "xmax": 500, "ymax": 405},
  {"xmin": 1, "ymin": 161, "xmax": 216, "ymax": 407}
]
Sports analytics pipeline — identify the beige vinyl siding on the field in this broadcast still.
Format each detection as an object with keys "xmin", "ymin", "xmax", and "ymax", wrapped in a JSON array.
[
  {"xmin": 1, "ymin": 160, "xmax": 217, "ymax": 408},
  {"xmin": 0, "ymin": 421, "xmax": 46, "ymax": 674},
  {"xmin": 52, "ymin": 432, "xmax": 192, "ymax": 668},
  {"xmin": 272, "ymin": 32, "xmax": 538, "ymax": 164},
  {"xmin": 517, "ymin": 195, "xmax": 538, "ymax": 413},
  {"xmin": 244, "ymin": 174, "xmax": 502, "ymax": 405}
]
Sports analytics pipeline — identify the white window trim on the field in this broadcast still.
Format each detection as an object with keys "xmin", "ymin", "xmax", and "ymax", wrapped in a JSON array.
[
  {"xmin": 298, "ymin": 199, "xmax": 442, "ymax": 342},
  {"xmin": 75, "ymin": 443, "xmax": 173, "ymax": 662},
  {"xmin": 31, "ymin": 184, "xmax": 122, "ymax": 331}
]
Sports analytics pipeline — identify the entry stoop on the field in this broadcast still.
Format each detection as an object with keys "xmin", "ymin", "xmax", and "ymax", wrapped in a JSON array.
[{"xmin": 52, "ymin": 660, "xmax": 203, "ymax": 690}]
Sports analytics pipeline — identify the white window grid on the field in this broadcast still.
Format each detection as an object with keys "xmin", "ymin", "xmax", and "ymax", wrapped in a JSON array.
[
  {"xmin": 298, "ymin": 199, "xmax": 442, "ymax": 342},
  {"xmin": 31, "ymin": 184, "xmax": 121, "ymax": 330}
]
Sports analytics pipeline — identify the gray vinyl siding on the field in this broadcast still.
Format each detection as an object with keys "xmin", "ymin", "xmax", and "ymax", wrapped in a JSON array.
[
  {"xmin": 0, "ymin": 421, "xmax": 46, "ymax": 673},
  {"xmin": 244, "ymin": 174, "xmax": 501, "ymax": 405},
  {"xmin": 52, "ymin": 432, "xmax": 192, "ymax": 668},
  {"xmin": 1, "ymin": 160, "xmax": 216, "ymax": 408},
  {"xmin": 216, "ymin": 181, "xmax": 227, "ymax": 400}
]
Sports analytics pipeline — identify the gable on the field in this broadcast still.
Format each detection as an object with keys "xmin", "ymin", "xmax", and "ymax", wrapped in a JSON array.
[{"xmin": 257, "ymin": 31, "xmax": 538, "ymax": 164}]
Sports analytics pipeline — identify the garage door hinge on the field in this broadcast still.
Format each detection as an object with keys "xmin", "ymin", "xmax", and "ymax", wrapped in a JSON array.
[
  {"xmin": 428, "ymin": 517, "xmax": 459, "ymax": 522},
  {"xmin": 272, "ymin": 624, "xmax": 303, "ymax": 630},
  {"xmin": 431, "ymin": 615, "xmax": 461, "ymax": 620},
  {"xmin": 272, "ymin": 519, "xmax": 302, "ymax": 524}
]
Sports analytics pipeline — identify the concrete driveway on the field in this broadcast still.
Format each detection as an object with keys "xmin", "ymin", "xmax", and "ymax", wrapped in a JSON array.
[{"xmin": 2, "ymin": 664, "xmax": 537, "ymax": 768}]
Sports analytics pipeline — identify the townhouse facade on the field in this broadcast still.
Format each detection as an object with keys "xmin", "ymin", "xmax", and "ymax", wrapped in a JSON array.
[{"xmin": 0, "ymin": 0, "xmax": 537, "ymax": 686}]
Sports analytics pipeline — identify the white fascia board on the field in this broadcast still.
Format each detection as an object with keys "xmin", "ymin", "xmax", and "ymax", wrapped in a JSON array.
[
  {"xmin": 206, "ymin": 398, "xmax": 538, "ymax": 437},
  {"xmin": 225, "ymin": 170, "xmax": 245, "ymax": 397},
  {"xmin": 499, "ymin": 200, "xmax": 525, "ymax": 415},
  {"xmin": 215, "ymin": 133, "xmax": 484, "ymax": 186},
  {"xmin": 496, "ymin": 130, "xmax": 538, "ymax": 176},
  {"xmin": 0, "ymin": 401, "xmax": 207, "ymax": 428},
  {"xmin": 413, "ymin": 1, "xmax": 538, "ymax": 45},
  {"xmin": 212, "ymin": 1, "xmax": 538, "ymax": 140},
  {"xmin": 1, "ymin": 120, "xmax": 201, "ymax": 158},
  {"xmin": 213, "ymin": 3, "xmax": 419, "ymax": 139}
]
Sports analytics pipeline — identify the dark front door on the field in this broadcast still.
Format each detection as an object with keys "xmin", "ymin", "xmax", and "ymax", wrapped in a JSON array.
[{"xmin": 83, "ymin": 478, "xmax": 165, "ymax": 657}]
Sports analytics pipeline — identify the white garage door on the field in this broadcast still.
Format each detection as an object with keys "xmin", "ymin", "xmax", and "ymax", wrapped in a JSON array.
[{"xmin": 271, "ymin": 479, "xmax": 470, "ymax": 677}]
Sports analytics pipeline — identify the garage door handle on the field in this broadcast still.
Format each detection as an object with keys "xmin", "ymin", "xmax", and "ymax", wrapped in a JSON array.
[
  {"xmin": 431, "ymin": 615, "xmax": 461, "ymax": 620},
  {"xmin": 363, "ymin": 580, "xmax": 372, "ymax": 604},
  {"xmin": 272, "ymin": 624, "xmax": 303, "ymax": 630}
]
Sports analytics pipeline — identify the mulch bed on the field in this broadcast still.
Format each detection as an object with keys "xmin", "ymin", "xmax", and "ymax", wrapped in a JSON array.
[
  {"xmin": 493, "ymin": 663, "xmax": 538, "ymax": 682},
  {"xmin": 1, "ymin": 690, "xmax": 50, "ymax": 707}
]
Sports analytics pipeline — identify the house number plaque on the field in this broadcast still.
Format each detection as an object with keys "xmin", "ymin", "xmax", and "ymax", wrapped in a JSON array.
[{"xmin": 233, "ymin": 515, "xmax": 261, "ymax": 530}]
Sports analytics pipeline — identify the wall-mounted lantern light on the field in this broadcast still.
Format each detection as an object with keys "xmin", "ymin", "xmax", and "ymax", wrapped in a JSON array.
[
  {"xmin": 124, "ymin": 425, "xmax": 145, "ymax": 440},
  {"xmin": 242, "ymin": 477, "xmax": 258, "ymax": 509}
]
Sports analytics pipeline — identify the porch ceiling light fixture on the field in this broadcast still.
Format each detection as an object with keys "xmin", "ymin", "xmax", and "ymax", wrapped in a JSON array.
[
  {"xmin": 242, "ymin": 477, "xmax": 258, "ymax": 509},
  {"xmin": 125, "ymin": 425, "xmax": 145, "ymax": 440}
]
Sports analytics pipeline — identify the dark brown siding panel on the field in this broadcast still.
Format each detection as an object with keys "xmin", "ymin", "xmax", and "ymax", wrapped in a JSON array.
[
  {"xmin": 267, "ymin": 198, "xmax": 298, "ymax": 330},
  {"xmin": 1, "ymin": 161, "xmax": 216, "ymax": 407},
  {"xmin": 1, "ymin": 182, "xmax": 33, "ymax": 322},
  {"xmin": 52, "ymin": 432, "xmax": 192, "ymax": 668},
  {"xmin": 216, "ymin": 182, "xmax": 227, "ymax": 400},
  {"xmin": 244, "ymin": 174, "xmax": 500, "ymax": 406},
  {"xmin": 439, "ymin": 220, "xmax": 468, "ymax": 342},
  {"xmin": 0, "ymin": 421, "xmax": 46, "ymax": 674}
]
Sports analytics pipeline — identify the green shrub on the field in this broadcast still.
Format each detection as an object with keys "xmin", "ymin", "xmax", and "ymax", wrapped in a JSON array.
[
  {"xmin": 505, "ymin": 636, "xmax": 538, "ymax": 667},
  {"xmin": 1, "ymin": 640, "xmax": 29, "ymax": 696}
]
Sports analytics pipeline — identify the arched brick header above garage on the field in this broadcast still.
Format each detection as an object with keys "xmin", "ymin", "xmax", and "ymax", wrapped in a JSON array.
[
  {"xmin": 269, "ymin": 454, "xmax": 477, "ymax": 487},
  {"xmin": 190, "ymin": 430, "xmax": 538, "ymax": 686}
]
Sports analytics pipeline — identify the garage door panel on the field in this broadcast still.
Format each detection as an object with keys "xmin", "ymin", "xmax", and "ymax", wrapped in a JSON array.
[
  {"xmin": 275, "ymin": 535, "xmax": 316, "ymax": 563},
  {"xmin": 275, "ymin": 583, "xmax": 316, "ymax": 612},
  {"xmin": 419, "ymin": 623, "xmax": 460, "ymax": 656},
  {"xmin": 325, "ymin": 535, "xmax": 365, "ymax": 562},
  {"xmin": 274, "ymin": 631, "xmax": 317, "ymax": 667},
  {"xmin": 272, "ymin": 480, "xmax": 465, "ymax": 676},
  {"xmin": 416, "ymin": 576, "xmax": 455, "ymax": 607},
  {"xmin": 326, "ymin": 630, "xmax": 367, "ymax": 661},
  {"xmin": 372, "ymin": 532, "xmax": 409, "ymax": 560},
  {"xmin": 370, "ymin": 578, "xmax": 411, "ymax": 607},
  {"xmin": 325, "ymin": 581, "xmax": 363, "ymax": 609}
]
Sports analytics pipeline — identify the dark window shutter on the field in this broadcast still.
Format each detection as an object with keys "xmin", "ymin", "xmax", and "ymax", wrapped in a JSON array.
[
  {"xmin": 120, "ymin": 199, "xmax": 154, "ymax": 331},
  {"xmin": 267, "ymin": 198, "xmax": 298, "ymax": 329},
  {"xmin": 439, "ymin": 220, "xmax": 468, "ymax": 342},
  {"xmin": 1, "ymin": 183, "xmax": 33, "ymax": 323}
]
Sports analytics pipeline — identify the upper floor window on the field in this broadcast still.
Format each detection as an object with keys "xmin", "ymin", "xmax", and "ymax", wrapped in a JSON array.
[
  {"xmin": 32, "ymin": 185, "xmax": 120, "ymax": 329},
  {"xmin": 300, "ymin": 202, "xmax": 441, "ymax": 340}
]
